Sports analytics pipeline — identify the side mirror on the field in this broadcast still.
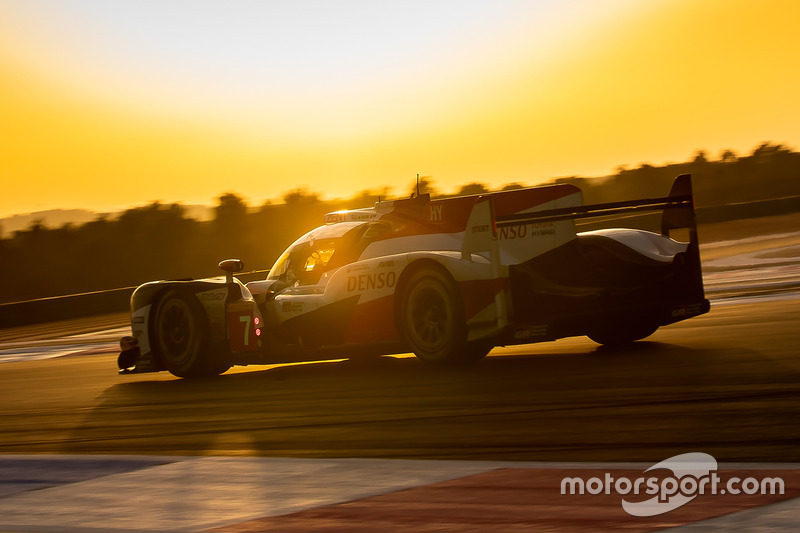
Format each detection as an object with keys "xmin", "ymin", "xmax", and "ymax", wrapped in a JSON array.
[{"xmin": 219, "ymin": 259, "xmax": 244, "ymax": 283}]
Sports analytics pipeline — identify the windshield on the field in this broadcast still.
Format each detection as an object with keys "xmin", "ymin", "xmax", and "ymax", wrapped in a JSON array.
[{"xmin": 267, "ymin": 222, "xmax": 369, "ymax": 286}]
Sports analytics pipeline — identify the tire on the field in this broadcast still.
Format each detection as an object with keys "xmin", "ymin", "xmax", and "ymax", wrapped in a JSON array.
[
  {"xmin": 152, "ymin": 289, "xmax": 227, "ymax": 377},
  {"xmin": 398, "ymin": 266, "xmax": 484, "ymax": 364},
  {"xmin": 588, "ymin": 319, "xmax": 658, "ymax": 346}
]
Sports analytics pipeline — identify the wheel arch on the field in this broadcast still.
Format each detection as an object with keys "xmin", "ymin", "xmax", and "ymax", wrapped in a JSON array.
[
  {"xmin": 132, "ymin": 280, "xmax": 227, "ymax": 362},
  {"xmin": 394, "ymin": 257, "xmax": 460, "ymax": 323}
]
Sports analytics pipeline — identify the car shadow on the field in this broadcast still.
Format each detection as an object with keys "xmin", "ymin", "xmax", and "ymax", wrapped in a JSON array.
[{"xmin": 61, "ymin": 340, "xmax": 800, "ymax": 462}]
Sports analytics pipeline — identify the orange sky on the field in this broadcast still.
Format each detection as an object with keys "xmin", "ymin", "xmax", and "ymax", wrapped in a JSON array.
[{"xmin": 1, "ymin": 0, "xmax": 799, "ymax": 217}]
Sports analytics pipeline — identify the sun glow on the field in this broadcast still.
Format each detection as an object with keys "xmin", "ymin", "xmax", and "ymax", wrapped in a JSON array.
[{"xmin": 1, "ymin": 0, "xmax": 799, "ymax": 217}]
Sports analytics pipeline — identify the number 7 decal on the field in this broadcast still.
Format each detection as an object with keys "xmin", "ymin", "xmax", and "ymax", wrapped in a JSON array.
[
  {"xmin": 227, "ymin": 307, "xmax": 260, "ymax": 353},
  {"xmin": 239, "ymin": 315, "xmax": 251, "ymax": 347}
]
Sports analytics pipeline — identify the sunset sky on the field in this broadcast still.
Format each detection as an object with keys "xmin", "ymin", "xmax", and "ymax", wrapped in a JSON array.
[{"xmin": 1, "ymin": 0, "xmax": 799, "ymax": 217}]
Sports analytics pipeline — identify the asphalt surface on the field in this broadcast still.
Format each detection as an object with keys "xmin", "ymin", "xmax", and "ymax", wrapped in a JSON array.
[{"xmin": 0, "ymin": 297, "xmax": 798, "ymax": 463}]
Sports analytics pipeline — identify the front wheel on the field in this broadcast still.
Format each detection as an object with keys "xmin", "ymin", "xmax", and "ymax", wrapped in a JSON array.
[
  {"xmin": 398, "ymin": 266, "xmax": 482, "ymax": 364},
  {"xmin": 152, "ymin": 289, "xmax": 228, "ymax": 377}
]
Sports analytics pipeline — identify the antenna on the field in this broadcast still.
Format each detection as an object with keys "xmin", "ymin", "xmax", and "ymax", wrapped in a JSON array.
[{"xmin": 416, "ymin": 173, "xmax": 420, "ymax": 197}]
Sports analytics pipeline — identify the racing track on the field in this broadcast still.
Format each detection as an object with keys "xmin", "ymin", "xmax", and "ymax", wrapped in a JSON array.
[{"xmin": 1, "ymin": 296, "xmax": 799, "ymax": 463}]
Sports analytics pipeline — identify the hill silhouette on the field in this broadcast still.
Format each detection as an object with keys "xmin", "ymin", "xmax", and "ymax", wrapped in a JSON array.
[{"xmin": 0, "ymin": 205, "xmax": 215, "ymax": 238}]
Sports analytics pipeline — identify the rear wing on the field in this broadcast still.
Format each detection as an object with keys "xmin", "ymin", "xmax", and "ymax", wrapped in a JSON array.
[
  {"xmin": 494, "ymin": 174, "xmax": 698, "ymax": 245},
  {"xmin": 461, "ymin": 174, "xmax": 699, "ymax": 268}
]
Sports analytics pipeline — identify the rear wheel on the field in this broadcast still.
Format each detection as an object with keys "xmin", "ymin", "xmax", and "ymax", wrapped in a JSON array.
[
  {"xmin": 152, "ymin": 289, "xmax": 227, "ymax": 377},
  {"xmin": 398, "ymin": 266, "xmax": 488, "ymax": 364}
]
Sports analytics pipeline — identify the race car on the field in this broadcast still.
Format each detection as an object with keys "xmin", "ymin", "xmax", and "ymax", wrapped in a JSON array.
[{"xmin": 118, "ymin": 174, "xmax": 709, "ymax": 377}]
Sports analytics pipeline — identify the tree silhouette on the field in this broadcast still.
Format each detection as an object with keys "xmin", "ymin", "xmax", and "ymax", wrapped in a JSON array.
[
  {"xmin": 1, "ymin": 141, "xmax": 798, "ymax": 304},
  {"xmin": 215, "ymin": 193, "xmax": 248, "ymax": 223},
  {"xmin": 409, "ymin": 176, "xmax": 437, "ymax": 197},
  {"xmin": 283, "ymin": 189, "xmax": 319, "ymax": 205},
  {"xmin": 457, "ymin": 183, "xmax": 489, "ymax": 196},
  {"xmin": 692, "ymin": 150, "xmax": 709, "ymax": 165},
  {"xmin": 719, "ymin": 149, "xmax": 738, "ymax": 163}
]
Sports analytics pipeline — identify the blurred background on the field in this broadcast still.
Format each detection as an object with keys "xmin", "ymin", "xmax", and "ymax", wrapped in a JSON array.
[{"xmin": 1, "ymin": 0, "xmax": 799, "ymax": 303}]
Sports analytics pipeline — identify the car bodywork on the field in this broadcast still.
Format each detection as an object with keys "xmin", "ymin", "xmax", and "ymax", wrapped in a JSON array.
[{"xmin": 119, "ymin": 174, "xmax": 709, "ymax": 377}]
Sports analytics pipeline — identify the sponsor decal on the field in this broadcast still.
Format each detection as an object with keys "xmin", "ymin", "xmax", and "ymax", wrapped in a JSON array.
[
  {"xmin": 471, "ymin": 224, "xmax": 490, "ymax": 234},
  {"xmin": 196, "ymin": 290, "xmax": 228, "ymax": 338},
  {"xmin": 499, "ymin": 222, "xmax": 555, "ymax": 240},
  {"xmin": 132, "ymin": 305, "xmax": 151, "ymax": 354},
  {"xmin": 199, "ymin": 292, "xmax": 226, "ymax": 301},
  {"xmin": 513, "ymin": 325, "xmax": 548, "ymax": 340},
  {"xmin": 347, "ymin": 271, "xmax": 397, "ymax": 292},
  {"xmin": 430, "ymin": 204, "xmax": 443, "ymax": 222},
  {"xmin": 672, "ymin": 302, "xmax": 704, "ymax": 318},
  {"xmin": 378, "ymin": 260, "xmax": 395, "ymax": 268},
  {"xmin": 324, "ymin": 212, "xmax": 376, "ymax": 224},
  {"xmin": 561, "ymin": 452, "xmax": 785, "ymax": 517},
  {"xmin": 281, "ymin": 301, "xmax": 304, "ymax": 313}
]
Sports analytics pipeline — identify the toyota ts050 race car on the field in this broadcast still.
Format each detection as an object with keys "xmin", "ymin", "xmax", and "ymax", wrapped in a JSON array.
[{"xmin": 118, "ymin": 174, "xmax": 709, "ymax": 377}]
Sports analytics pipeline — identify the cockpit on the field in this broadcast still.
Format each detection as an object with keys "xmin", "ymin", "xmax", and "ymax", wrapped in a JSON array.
[{"xmin": 267, "ymin": 221, "xmax": 390, "ymax": 286}]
